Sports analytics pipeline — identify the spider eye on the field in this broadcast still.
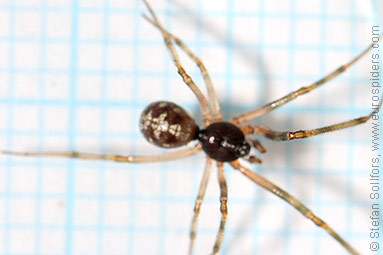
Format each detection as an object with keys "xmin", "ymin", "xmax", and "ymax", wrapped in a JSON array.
[{"xmin": 236, "ymin": 141, "xmax": 250, "ymax": 157}]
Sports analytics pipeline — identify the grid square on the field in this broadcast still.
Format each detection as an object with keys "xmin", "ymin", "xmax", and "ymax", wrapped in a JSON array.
[
  {"xmin": 12, "ymin": 105, "xmax": 39, "ymax": 131},
  {"xmin": 104, "ymin": 168, "xmax": 130, "ymax": 196},
  {"xmin": 108, "ymin": 13, "xmax": 135, "ymax": 41},
  {"xmin": 165, "ymin": 233, "xmax": 188, "ymax": 255},
  {"xmin": 46, "ymin": 11, "xmax": 71, "ymax": 39},
  {"xmin": 105, "ymin": 108, "xmax": 132, "ymax": 133},
  {"xmin": 294, "ymin": 19, "xmax": 321, "ymax": 46},
  {"xmin": 134, "ymin": 201, "xmax": 160, "ymax": 228},
  {"xmin": 103, "ymin": 200, "xmax": 130, "ymax": 226},
  {"xmin": 76, "ymin": 75, "xmax": 103, "ymax": 100},
  {"xmin": 293, "ymin": 49, "xmax": 320, "ymax": 76},
  {"xmin": 73, "ymin": 199, "xmax": 99, "ymax": 225},
  {"xmin": 133, "ymin": 233, "xmax": 159, "ymax": 255},
  {"xmin": 107, "ymin": 44, "xmax": 133, "ymax": 71},
  {"xmin": 138, "ymin": 45, "xmax": 166, "ymax": 72},
  {"xmin": 78, "ymin": 44, "xmax": 104, "ymax": 70},
  {"xmin": 41, "ymin": 167, "xmax": 67, "ymax": 194},
  {"xmin": 289, "ymin": 236, "xmax": 314, "ymax": 254},
  {"xmin": 324, "ymin": 20, "xmax": 351, "ymax": 46},
  {"xmin": 14, "ymin": 73, "xmax": 40, "ymax": 99},
  {"xmin": 40, "ymin": 230, "xmax": 65, "ymax": 255},
  {"xmin": 14, "ymin": 11, "xmax": 41, "ymax": 38},
  {"xmin": 45, "ymin": 43, "xmax": 71, "ymax": 69},
  {"xmin": 134, "ymin": 169, "xmax": 161, "ymax": 196},
  {"xmin": 138, "ymin": 77, "xmax": 166, "ymax": 102},
  {"xmin": 75, "ymin": 106, "xmax": 102, "ymax": 134},
  {"xmin": 79, "ymin": 12, "xmax": 104, "ymax": 40},
  {"xmin": 43, "ymin": 74, "xmax": 70, "ymax": 100},
  {"xmin": 262, "ymin": 48, "xmax": 290, "ymax": 77},
  {"xmin": 73, "ymin": 231, "xmax": 98, "ymax": 254},
  {"xmin": 43, "ymin": 106, "xmax": 69, "ymax": 132},
  {"xmin": 232, "ymin": 17, "xmax": 260, "ymax": 45},
  {"xmin": 74, "ymin": 167, "xmax": 100, "ymax": 194},
  {"xmin": 10, "ymin": 197, "xmax": 36, "ymax": 224},
  {"xmin": 105, "ymin": 76, "xmax": 133, "ymax": 101},
  {"xmin": 263, "ymin": 17, "xmax": 291, "ymax": 45},
  {"xmin": 10, "ymin": 166, "xmax": 37, "ymax": 193},
  {"xmin": 9, "ymin": 229, "xmax": 35, "ymax": 254},
  {"xmin": 322, "ymin": 143, "xmax": 348, "ymax": 170},
  {"xmin": 41, "ymin": 198, "xmax": 66, "ymax": 225},
  {"xmin": 102, "ymin": 231, "xmax": 130, "ymax": 254},
  {"xmin": 165, "ymin": 202, "xmax": 190, "ymax": 228},
  {"xmin": 14, "ymin": 42, "xmax": 40, "ymax": 69}
]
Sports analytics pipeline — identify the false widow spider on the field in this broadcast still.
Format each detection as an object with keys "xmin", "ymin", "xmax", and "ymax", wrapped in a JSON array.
[{"xmin": 1, "ymin": 0, "xmax": 382, "ymax": 254}]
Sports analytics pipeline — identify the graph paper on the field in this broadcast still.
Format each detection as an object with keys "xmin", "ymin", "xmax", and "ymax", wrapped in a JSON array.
[{"xmin": 0, "ymin": 0, "xmax": 382, "ymax": 254}]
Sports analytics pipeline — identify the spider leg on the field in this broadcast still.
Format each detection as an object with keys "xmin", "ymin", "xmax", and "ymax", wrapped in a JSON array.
[
  {"xmin": 142, "ymin": 0, "xmax": 213, "ymax": 126},
  {"xmin": 212, "ymin": 162, "xmax": 228, "ymax": 255},
  {"xmin": 229, "ymin": 160, "xmax": 360, "ymax": 255},
  {"xmin": 143, "ymin": 16, "xmax": 222, "ymax": 122},
  {"xmin": 0, "ymin": 143, "xmax": 201, "ymax": 163},
  {"xmin": 230, "ymin": 34, "xmax": 382, "ymax": 125},
  {"xmin": 240, "ymin": 98, "xmax": 381, "ymax": 141},
  {"xmin": 188, "ymin": 157, "xmax": 213, "ymax": 255}
]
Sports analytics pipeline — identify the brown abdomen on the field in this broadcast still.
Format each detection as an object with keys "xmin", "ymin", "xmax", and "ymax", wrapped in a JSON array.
[{"xmin": 139, "ymin": 101, "xmax": 198, "ymax": 148}]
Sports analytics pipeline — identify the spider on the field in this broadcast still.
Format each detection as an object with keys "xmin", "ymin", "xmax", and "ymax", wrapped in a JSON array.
[{"xmin": 1, "ymin": 1, "xmax": 382, "ymax": 254}]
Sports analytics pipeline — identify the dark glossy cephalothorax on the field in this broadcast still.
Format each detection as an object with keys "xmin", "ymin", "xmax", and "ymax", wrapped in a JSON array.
[{"xmin": 139, "ymin": 101, "xmax": 251, "ymax": 162}]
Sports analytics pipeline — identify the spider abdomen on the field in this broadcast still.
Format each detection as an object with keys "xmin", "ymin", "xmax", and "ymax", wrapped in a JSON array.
[
  {"xmin": 139, "ymin": 101, "xmax": 198, "ymax": 148},
  {"xmin": 198, "ymin": 122, "xmax": 250, "ymax": 162}
]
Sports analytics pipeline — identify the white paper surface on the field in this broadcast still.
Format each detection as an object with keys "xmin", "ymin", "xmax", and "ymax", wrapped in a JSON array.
[{"xmin": 0, "ymin": 0, "xmax": 382, "ymax": 254}]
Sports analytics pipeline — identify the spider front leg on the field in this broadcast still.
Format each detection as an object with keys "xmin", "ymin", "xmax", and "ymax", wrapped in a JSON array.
[
  {"xmin": 143, "ymin": 16, "xmax": 222, "ymax": 122},
  {"xmin": 189, "ymin": 157, "xmax": 213, "ymax": 255},
  {"xmin": 142, "ymin": 0, "xmax": 213, "ymax": 126},
  {"xmin": 229, "ymin": 160, "xmax": 360, "ymax": 255},
  {"xmin": 0, "ymin": 143, "xmax": 201, "ymax": 163},
  {"xmin": 230, "ymin": 34, "xmax": 382, "ymax": 125},
  {"xmin": 240, "ymin": 98, "xmax": 381, "ymax": 140}
]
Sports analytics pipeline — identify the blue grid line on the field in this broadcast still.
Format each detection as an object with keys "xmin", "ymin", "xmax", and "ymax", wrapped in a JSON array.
[
  {"xmin": 64, "ymin": 0, "xmax": 79, "ymax": 253},
  {"xmin": 96, "ymin": 0, "xmax": 109, "ymax": 254}
]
